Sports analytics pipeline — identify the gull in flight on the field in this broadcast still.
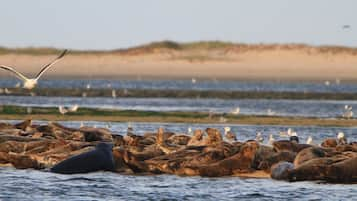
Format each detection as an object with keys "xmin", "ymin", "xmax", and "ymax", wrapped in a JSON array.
[
  {"xmin": 0, "ymin": 50, "xmax": 68, "ymax": 89},
  {"xmin": 58, "ymin": 104, "xmax": 79, "ymax": 115}
]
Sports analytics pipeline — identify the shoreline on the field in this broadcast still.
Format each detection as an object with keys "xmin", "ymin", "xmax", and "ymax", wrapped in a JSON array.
[{"xmin": 1, "ymin": 106, "xmax": 357, "ymax": 127}]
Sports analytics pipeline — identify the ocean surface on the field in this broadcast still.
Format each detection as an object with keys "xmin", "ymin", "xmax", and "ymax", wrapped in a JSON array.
[
  {"xmin": 0, "ymin": 79, "xmax": 357, "ymax": 93},
  {"xmin": 1, "ymin": 121, "xmax": 357, "ymax": 201}
]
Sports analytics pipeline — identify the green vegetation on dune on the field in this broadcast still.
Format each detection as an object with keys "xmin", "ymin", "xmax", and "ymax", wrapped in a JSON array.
[{"xmin": 2, "ymin": 40, "xmax": 357, "ymax": 55}]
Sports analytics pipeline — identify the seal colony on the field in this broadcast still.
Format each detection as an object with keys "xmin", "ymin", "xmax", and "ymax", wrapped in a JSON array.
[{"xmin": 0, "ymin": 120, "xmax": 356, "ymax": 183}]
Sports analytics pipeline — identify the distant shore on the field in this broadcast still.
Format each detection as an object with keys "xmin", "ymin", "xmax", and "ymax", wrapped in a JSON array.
[
  {"xmin": 2, "ymin": 87, "xmax": 357, "ymax": 100},
  {"xmin": 1, "ymin": 105, "xmax": 357, "ymax": 127},
  {"xmin": 1, "ymin": 41, "xmax": 357, "ymax": 82}
]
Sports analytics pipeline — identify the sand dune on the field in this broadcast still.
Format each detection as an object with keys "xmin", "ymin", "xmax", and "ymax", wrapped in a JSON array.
[{"xmin": 1, "ymin": 42, "xmax": 357, "ymax": 81}]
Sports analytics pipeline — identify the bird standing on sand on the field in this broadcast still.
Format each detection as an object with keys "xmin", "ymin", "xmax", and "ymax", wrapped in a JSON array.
[
  {"xmin": 343, "ymin": 105, "xmax": 353, "ymax": 119},
  {"xmin": 230, "ymin": 107, "xmax": 240, "ymax": 115},
  {"xmin": 0, "ymin": 50, "xmax": 68, "ymax": 90}
]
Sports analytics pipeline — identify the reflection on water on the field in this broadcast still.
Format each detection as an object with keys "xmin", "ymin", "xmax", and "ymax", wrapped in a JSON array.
[
  {"xmin": 1, "ymin": 79, "xmax": 357, "ymax": 93},
  {"xmin": 1, "ymin": 96, "xmax": 356, "ymax": 118}
]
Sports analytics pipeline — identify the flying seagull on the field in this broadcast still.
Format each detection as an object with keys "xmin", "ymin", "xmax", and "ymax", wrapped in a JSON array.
[{"xmin": 0, "ymin": 49, "xmax": 68, "ymax": 89}]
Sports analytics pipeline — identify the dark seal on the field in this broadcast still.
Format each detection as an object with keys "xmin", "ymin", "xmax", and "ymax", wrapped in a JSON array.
[{"xmin": 51, "ymin": 143, "xmax": 115, "ymax": 174}]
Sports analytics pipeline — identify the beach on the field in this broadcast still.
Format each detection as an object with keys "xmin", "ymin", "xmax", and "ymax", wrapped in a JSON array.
[{"xmin": 1, "ymin": 42, "xmax": 357, "ymax": 81}]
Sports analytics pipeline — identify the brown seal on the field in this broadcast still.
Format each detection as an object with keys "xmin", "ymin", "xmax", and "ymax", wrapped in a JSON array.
[
  {"xmin": 258, "ymin": 151, "xmax": 296, "ymax": 172},
  {"xmin": 321, "ymin": 138, "xmax": 338, "ymax": 148},
  {"xmin": 273, "ymin": 140, "xmax": 311, "ymax": 153},
  {"xmin": 326, "ymin": 156, "xmax": 357, "ymax": 183},
  {"xmin": 293, "ymin": 147, "xmax": 326, "ymax": 167},
  {"xmin": 195, "ymin": 141, "xmax": 259, "ymax": 177}
]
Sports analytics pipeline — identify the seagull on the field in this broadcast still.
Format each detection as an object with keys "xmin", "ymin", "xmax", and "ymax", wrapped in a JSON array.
[
  {"xmin": 279, "ymin": 128, "xmax": 293, "ymax": 137},
  {"xmin": 58, "ymin": 106, "xmax": 68, "ymax": 115},
  {"xmin": 112, "ymin": 89, "xmax": 117, "ymax": 98},
  {"xmin": 306, "ymin": 136, "xmax": 313, "ymax": 145},
  {"xmin": 4, "ymin": 88, "xmax": 11, "ymax": 94},
  {"xmin": 255, "ymin": 132, "xmax": 264, "ymax": 143},
  {"xmin": 343, "ymin": 105, "xmax": 353, "ymax": 119},
  {"xmin": 58, "ymin": 105, "xmax": 78, "ymax": 114},
  {"xmin": 224, "ymin": 127, "xmax": 237, "ymax": 142},
  {"xmin": 187, "ymin": 127, "xmax": 193, "ymax": 135},
  {"xmin": 337, "ymin": 132, "xmax": 347, "ymax": 145},
  {"xmin": 267, "ymin": 108, "xmax": 276, "ymax": 116},
  {"xmin": 230, "ymin": 107, "xmax": 240, "ymax": 115},
  {"xmin": 268, "ymin": 134, "xmax": 275, "ymax": 145},
  {"xmin": 0, "ymin": 50, "xmax": 67, "ymax": 90},
  {"xmin": 26, "ymin": 107, "xmax": 32, "ymax": 114},
  {"xmin": 68, "ymin": 104, "xmax": 79, "ymax": 112},
  {"xmin": 219, "ymin": 116, "xmax": 227, "ymax": 123}
]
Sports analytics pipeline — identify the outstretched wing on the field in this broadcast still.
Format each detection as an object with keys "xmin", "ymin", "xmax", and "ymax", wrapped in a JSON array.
[
  {"xmin": 0, "ymin": 65, "xmax": 29, "ymax": 81},
  {"xmin": 35, "ymin": 49, "xmax": 68, "ymax": 80}
]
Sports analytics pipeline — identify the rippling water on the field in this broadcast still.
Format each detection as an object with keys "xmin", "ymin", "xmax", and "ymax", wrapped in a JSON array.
[
  {"xmin": 1, "ymin": 121, "xmax": 357, "ymax": 200},
  {"xmin": 1, "ymin": 168, "xmax": 356, "ymax": 201},
  {"xmin": 1, "ymin": 96, "xmax": 356, "ymax": 118},
  {"xmin": 1, "ymin": 79, "xmax": 357, "ymax": 93}
]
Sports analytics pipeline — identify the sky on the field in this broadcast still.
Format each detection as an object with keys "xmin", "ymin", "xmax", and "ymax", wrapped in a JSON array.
[{"xmin": 0, "ymin": 0, "xmax": 356, "ymax": 50}]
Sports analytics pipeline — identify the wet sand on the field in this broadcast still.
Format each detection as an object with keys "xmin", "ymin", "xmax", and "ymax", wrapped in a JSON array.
[{"xmin": 1, "ymin": 106, "xmax": 357, "ymax": 127}]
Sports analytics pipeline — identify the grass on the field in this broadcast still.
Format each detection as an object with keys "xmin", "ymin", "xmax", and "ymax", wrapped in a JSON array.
[
  {"xmin": 4, "ymin": 87, "xmax": 357, "ymax": 100},
  {"xmin": 1, "ymin": 105, "xmax": 357, "ymax": 127}
]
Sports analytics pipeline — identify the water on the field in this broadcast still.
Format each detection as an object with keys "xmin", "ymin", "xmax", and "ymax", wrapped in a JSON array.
[
  {"xmin": 1, "ymin": 79, "xmax": 357, "ymax": 93},
  {"xmin": 1, "ymin": 169, "xmax": 356, "ymax": 201},
  {"xmin": 1, "ymin": 78, "xmax": 357, "ymax": 200},
  {"xmin": 1, "ymin": 121, "xmax": 357, "ymax": 200},
  {"xmin": 1, "ymin": 96, "xmax": 356, "ymax": 118}
]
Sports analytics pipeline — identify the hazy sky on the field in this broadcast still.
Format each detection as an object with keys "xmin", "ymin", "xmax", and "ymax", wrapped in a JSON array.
[{"xmin": 0, "ymin": 0, "xmax": 356, "ymax": 50}]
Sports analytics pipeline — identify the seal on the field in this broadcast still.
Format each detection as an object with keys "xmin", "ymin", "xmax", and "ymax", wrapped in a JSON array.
[
  {"xmin": 270, "ymin": 161, "xmax": 294, "ymax": 180},
  {"xmin": 50, "ymin": 142, "xmax": 115, "ymax": 174},
  {"xmin": 326, "ymin": 156, "xmax": 357, "ymax": 183}
]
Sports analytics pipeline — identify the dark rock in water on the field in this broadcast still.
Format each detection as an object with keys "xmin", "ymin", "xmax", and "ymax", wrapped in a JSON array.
[
  {"xmin": 51, "ymin": 143, "xmax": 115, "ymax": 174},
  {"xmin": 271, "ymin": 162, "xmax": 294, "ymax": 180}
]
